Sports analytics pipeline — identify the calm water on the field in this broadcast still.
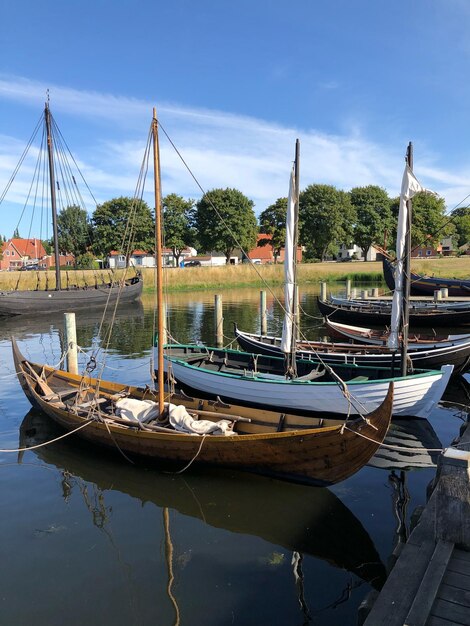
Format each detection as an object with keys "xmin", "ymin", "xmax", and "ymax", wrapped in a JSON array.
[{"xmin": 1, "ymin": 284, "xmax": 469, "ymax": 626}]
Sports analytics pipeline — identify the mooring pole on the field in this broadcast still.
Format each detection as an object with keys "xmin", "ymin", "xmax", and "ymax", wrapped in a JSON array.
[{"xmin": 64, "ymin": 312, "xmax": 78, "ymax": 374}]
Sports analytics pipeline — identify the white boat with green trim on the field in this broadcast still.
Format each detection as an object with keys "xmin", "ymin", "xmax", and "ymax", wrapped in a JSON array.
[{"xmin": 162, "ymin": 344, "xmax": 453, "ymax": 419}]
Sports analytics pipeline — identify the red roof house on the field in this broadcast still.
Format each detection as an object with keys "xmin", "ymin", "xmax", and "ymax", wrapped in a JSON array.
[
  {"xmin": 0, "ymin": 238, "xmax": 47, "ymax": 270},
  {"xmin": 247, "ymin": 234, "xmax": 302, "ymax": 264}
]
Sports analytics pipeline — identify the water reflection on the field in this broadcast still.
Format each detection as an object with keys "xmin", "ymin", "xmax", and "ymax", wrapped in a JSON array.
[
  {"xmin": 19, "ymin": 408, "xmax": 386, "ymax": 591},
  {"xmin": 368, "ymin": 418, "xmax": 442, "ymax": 471}
]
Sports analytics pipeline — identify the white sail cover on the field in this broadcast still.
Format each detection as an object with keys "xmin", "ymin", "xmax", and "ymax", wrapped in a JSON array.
[
  {"xmin": 281, "ymin": 166, "xmax": 296, "ymax": 353},
  {"xmin": 387, "ymin": 165, "xmax": 428, "ymax": 350}
]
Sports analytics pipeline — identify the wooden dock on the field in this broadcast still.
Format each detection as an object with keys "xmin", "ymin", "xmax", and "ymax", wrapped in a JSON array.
[{"xmin": 362, "ymin": 421, "xmax": 470, "ymax": 625}]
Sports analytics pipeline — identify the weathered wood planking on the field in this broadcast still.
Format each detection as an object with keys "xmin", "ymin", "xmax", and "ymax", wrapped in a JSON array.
[{"xmin": 404, "ymin": 541, "xmax": 454, "ymax": 626}]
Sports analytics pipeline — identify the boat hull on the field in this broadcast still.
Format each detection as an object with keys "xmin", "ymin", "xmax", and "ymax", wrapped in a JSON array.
[
  {"xmin": 383, "ymin": 257, "xmax": 470, "ymax": 297},
  {"xmin": 0, "ymin": 276, "xmax": 142, "ymax": 316},
  {"xmin": 317, "ymin": 296, "xmax": 470, "ymax": 326},
  {"xmin": 163, "ymin": 345, "xmax": 453, "ymax": 419},
  {"xmin": 234, "ymin": 327, "xmax": 470, "ymax": 375},
  {"xmin": 12, "ymin": 339, "xmax": 393, "ymax": 486}
]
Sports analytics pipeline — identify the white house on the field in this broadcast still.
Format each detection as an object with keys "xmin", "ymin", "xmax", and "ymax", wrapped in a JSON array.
[
  {"xmin": 107, "ymin": 248, "xmax": 196, "ymax": 269},
  {"xmin": 336, "ymin": 243, "xmax": 380, "ymax": 261}
]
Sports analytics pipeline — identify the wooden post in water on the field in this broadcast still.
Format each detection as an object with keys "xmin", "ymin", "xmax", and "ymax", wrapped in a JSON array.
[
  {"xmin": 346, "ymin": 279, "xmax": 351, "ymax": 298},
  {"xmin": 440, "ymin": 287, "xmax": 448, "ymax": 300},
  {"xmin": 260, "ymin": 290, "xmax": 267, "ymax": 335},
  {"xmin": 372, "ymin": 287, "xmax": 379, "ymax": 298},
  {"xmin": 215, "ymin": 294, "xmax": 223, "ymax": 347},
  {"xmin": 320, "ymin": 282, "xmax": 327, "ymax": 300},
  {"xmin": 64, "ymin": 312, "xmax": 78, "ymax": 374}
]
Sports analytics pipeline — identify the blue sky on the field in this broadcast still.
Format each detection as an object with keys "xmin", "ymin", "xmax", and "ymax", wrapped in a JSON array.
[{"xmin": 1, "ymin": 0, "xmax": 470, "ymax": 239}]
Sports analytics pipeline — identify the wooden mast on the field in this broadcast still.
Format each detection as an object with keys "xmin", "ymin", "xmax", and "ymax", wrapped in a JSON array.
[
  {"xmin": 45, "ymin": 102, "xmax": 61, "ymax": 290},
  {"xmin": 152, "ymin": 108, "xmax": 165, "ymax": 415},
  {"xmin": 400, "ymin": 142, "xmax": 413, "ymax": 376}
]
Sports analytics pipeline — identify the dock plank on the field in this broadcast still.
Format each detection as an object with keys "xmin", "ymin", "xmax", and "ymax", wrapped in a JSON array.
[
  {"xmin": 404, "ymin": 541, "xmax": 454, "ymax": 626},
  {"xmin": 442, "ymin": 570, "xmax": 470, "ymax": 592},
  {"xmin": 431, "ymin": 598, "xmax": 470, "ymax": 625},
  {"xmin": 447, "ymin": 557, "xmax": 470, "ymax": 577},
  {"xmin": 437, "ymin": 582, "xmax": 470, "ymax": 606},
  {"xmin": 427, "ymin": 617, "xmax": 467, "ymax": 626}
]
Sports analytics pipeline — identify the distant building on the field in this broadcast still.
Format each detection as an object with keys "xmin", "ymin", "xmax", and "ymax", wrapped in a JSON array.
[
  {"xmin": 243, "ymin": 234, "xmax": 302, "ymax": 264},
  {"xmin": 0, "ymin": 238, "xmax": 47, "ymax": 270},
  {"xmin": 336, "ymin": 243, "xmax": 381, "ymax": 262},
  {"xmin": 0, "ymin": 238, "xmax": 76, "ymax": 270},
  {"xmin": 107, "ymin": 248, "xmax": 196, "ymax": 269}
]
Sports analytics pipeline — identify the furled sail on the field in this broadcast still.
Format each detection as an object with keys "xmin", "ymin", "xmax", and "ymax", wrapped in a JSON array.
[
  {"xmin": 281, "ymin": 166, "xmax": 296, "ymax": 353},
  {"xmin": 388, "ymin": 165, "xmax": 429, "ymax": 350}
]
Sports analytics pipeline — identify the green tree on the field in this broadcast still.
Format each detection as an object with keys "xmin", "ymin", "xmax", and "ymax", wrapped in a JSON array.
[
  {"xmin": 57, "ymin": 205, "xmax": 92, "ymax": 267},
  {"xmin": 13, "ymin": 227, "xmax": 20, "ymax": 238},
  {"xmin": 350, "ymin": 185, "xmax": 392, "ymax": 260},
  {"xmin": 259, "ymin": 197, "xmax": 287, "ymax": 263},
  {"xmin": 299, "ymin": 184, "xmax": 355, "ymax": 261},
  {"xmin": 390, "ymin": 192, "xmax": 450, "ymax": 249},
  {"xmin": 451, "ymin": 207, "xmax": 470, "ymax": 248},
  {"xmin": 196, "ymin": 188, "xmax": 258, "ymax": 263},
  {"xmin": 163, "ymin": 194, "xmax": 196, "ymax": 267},
  {"xmin": 41, "ymin": 239, "xmax": 52, "ymax": 255},
  {"xmin": 92, "ymin": 197, "xmax": 154, "ymax": 262}
]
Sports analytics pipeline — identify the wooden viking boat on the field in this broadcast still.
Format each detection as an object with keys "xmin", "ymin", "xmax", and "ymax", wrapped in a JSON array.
[
  {"xmin": 234, "ymin": 325, "xmax": 470, "ymax": 375},
  {"xmin": 0, "ymin": 102, "xmax": 142, "ymax": 317},
  {"xmin": 317, "ymin": 295, "xmax": 470, "ymax": 327},
  {"xmin": 383, "ymin": 256, "xmax": 470, "ymax": 297},
  {"xmin": 12, "ymin": 338, "xmax": 393, "ymax": 486}
]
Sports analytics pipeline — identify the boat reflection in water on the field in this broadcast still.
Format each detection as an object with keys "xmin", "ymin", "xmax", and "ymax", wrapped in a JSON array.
[
  {"xmin": 368, "ymin": 417, "xmax": 442, "ymax": 472},
  {"xmin": 19, "ymin": 409, "xmax": 386, "ymax": 592}
]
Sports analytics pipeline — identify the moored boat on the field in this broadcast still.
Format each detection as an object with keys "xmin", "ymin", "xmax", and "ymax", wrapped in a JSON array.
[
  {"xmin": 163, "ymin": 343, "xmax": 452, "ymax": 419},
  {"xmin": 383, "ymin": 256, "xmax": 470, "ymax": 297},
  {"xmin": 317, "ymin": 295, "xmax": 470, "ymax": 327},
  {"xmin": 234, "ymin": 325, "xmax": 470, "ymax": 375},
  {"xmin": 12, "ymin": 338, "xmax": 393, "ymax": 486}
]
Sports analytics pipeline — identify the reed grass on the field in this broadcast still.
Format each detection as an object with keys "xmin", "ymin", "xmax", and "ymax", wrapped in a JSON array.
[{"xmin": 1, "ymin": 257, "xmax": 469, "ymax": 293}]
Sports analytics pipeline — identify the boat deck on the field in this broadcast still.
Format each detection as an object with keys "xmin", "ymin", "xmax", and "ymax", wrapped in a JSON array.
[{"xmin": 363, "ymin": 422, "xmax": 470, "ymax": 626}]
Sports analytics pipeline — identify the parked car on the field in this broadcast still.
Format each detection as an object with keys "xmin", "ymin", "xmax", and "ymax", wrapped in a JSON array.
[
  {"xmin": 184, "ymin": 260, "xmax": 201, "ymax": 267},
  {"xmin": 19, "ymin": 264, "xmax": 40, "ymax": 271}
]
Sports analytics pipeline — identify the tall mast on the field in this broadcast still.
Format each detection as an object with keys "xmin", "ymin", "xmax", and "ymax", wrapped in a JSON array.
[
  {"xmin": 152, "ymin": 108, "xmax": 165, "ymax": 415},
  {"xmin": 287, "ymin": 139, "xmax": 300, "ymax": 378},
  {"xmin": 45, "ymin": 102, "xmax": 61, "ymax": 290},
  {"xmin": 400, "ymin": 142, "xmax": 413, "ymax": 376}
]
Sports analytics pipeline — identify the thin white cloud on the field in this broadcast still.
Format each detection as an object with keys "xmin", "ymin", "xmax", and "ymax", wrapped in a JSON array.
[{"xmin": 1, "ymin": 73, "xmax": 470, "ymax": 238}]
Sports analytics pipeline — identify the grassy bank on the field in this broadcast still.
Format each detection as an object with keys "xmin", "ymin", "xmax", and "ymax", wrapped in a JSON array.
[{"xmin": 1, "ymin": 257, "xmax": 470, "ymax": 292}]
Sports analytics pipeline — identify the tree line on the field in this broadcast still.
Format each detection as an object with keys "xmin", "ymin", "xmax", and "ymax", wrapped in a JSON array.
[{"xmin": 11, "ymin": 184, "xmax": 469, "ymax": 269}]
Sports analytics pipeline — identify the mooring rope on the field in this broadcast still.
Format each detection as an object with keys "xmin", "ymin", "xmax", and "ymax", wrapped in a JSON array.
[{"xmin": 0, "ymin": 420, "xmax": 93, "ymax": 453}]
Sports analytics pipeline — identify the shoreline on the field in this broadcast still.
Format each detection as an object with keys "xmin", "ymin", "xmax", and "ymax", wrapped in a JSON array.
[{"xmin": 1, "ymin": 258, "xmax": 469, "ymax": 293}]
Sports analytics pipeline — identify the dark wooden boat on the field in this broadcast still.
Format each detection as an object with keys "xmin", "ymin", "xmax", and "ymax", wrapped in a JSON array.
[
  {"xmin": 0, "ymin": 103, "xmax": 142, "ymax": 316},
  {"xmin": 234, "ymin": 325, "xmax": 470, "ymax": 375},
  {"xmin": 383, "ymin": 256, "xmax": 470, "ymax": 297},
  {"xmin": 330, "ymin": 294, "xmax": 470, "ymax": 311},
  {"xmin": 0, "ymin": 275, "xmax": 142, "ymax": 316},
  {"xmin": 12, "ymin": 339, "xmax": 393, "ymax": 486},
  {"xmin": 317, "ymin": 295, "xmax": 470, "ymax": 327}
]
